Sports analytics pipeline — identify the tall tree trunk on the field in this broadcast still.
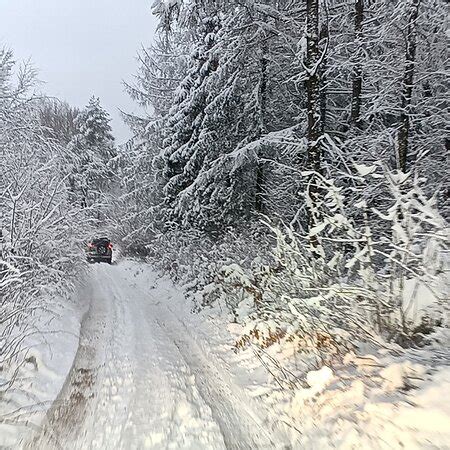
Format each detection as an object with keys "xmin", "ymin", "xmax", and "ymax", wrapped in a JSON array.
[
  {"xmin": 255, "ymin": 44, "xmax": 268, "ymax": 213},
  {"xmin": 350, "ymin": 0, "xmax": 364, "ymax": 127},
  {"xmin": 305, "ymin": 0, "xmax": 324, "ymax": 239},
  {"xmin": 319, "ymin": 21, "xmax": 328, "ymax": 134},
  {"xmin": 306, "ymin": 0, "xmax": 322, "ymax": 169},
  {"xmin": 398, "ymin": 0, "xmax": 420, "ymax": 172}
]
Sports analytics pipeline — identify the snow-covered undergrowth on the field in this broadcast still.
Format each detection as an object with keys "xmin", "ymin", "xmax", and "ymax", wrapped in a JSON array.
[
  {"xmin": 142, "ymin": 225, "xmax": 271, "ymax": 307},
  {"xmin": 0, "ymin": 291, "xmax": 85, "ymax": 447},
  {"xmin": 228, "ymin": 325, "xmax": 450, "ymax": 448}
]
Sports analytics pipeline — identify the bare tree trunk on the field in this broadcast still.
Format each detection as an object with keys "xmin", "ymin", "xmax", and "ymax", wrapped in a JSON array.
[
  {"xmin": 398, "ymin": 0, "xmax": 420, "ymax": 172},
  {"xmin": 255, "ymin": 44, "xmax": 268, "ymax": 213},
  {"xmin": 319, "ymin": 21, "xmax": 328, "ymax": 134},
  {"xmin": 306, "ymin": 0, "xmax": 322, "ymax": 170},
  {"xmin": 305, "ymin": 0, "xmax": 324, "ymax": 239},
  {"xmin": 350, "ymin": 0, "xmax": 364, "ymax": 127}
]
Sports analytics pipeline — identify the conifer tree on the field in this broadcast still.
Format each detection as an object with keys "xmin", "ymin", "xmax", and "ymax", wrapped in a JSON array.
[{"xmin": 67, "ymin": 96, "xmax": 116, "ymax": 208}]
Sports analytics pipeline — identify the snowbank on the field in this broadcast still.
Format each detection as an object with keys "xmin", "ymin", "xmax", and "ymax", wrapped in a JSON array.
[
  {"xmin": 230, "ymin": 327, "xmax": 450, "ymax": 449},
  {"xmin": 0, "ymin": 288, "xmax": 87, "ymax": 448}
]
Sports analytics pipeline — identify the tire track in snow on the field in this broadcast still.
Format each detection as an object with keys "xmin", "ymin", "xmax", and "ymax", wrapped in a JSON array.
[
  {"xmin": 103, "ymin": 268, "xmax": 226, "ymax": 450},
  {"xmin": 111, "ymin": 266, "xmax": 290, "ymax": 450},
  {"xmin": 25, "ymin": 262, "xmax": 289, "ymax": 449},
  {"xmin": 24, "ymin": 272, "xmax": 114, "ymax": 449},
  {"xmin": 102, "ymin": 267, "xmax": 227, "ymax": 450}
]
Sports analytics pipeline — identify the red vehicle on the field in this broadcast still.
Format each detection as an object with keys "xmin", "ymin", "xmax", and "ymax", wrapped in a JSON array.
[{"xmin": 86, "ymin": 237, "xmax": 113, "ymax": 264}]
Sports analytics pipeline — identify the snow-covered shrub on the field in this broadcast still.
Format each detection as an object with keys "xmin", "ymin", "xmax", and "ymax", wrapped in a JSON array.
[
  {"xmin": 365, "ymin": 168, "xmax": 449, "ymax": 343},
  {"xmin": 216, "ymin": 225, "xmax": 361, "ymax": 365},
  {"xmin": 0, "ymin": 50, "xmax": 89, "ymax": 406},
  {"xmin": 144, "ymin": 224, "xmax": 273, "ymax": 310},
  {"xmin": 213, "ymin": 163, "xmax": 448, "ymax": 367}
]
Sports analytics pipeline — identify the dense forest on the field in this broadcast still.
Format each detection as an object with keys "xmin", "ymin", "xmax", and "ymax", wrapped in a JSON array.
[{"xmin": 117, "ymin": 0, "xmax": 448, "ymax": 348}]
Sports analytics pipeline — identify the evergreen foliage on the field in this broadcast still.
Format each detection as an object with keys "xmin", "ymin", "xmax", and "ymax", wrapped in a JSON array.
[
  {"xmin": 67, "ymin": 96, "xmax": 116, "ymax": 209},
  {"xmin": 125, "ymin": 0, "xmax": 447, "ymax": 234},
  {"xmin": 119, "ymin": 0, "xmax": 448, "ymax": 350}
]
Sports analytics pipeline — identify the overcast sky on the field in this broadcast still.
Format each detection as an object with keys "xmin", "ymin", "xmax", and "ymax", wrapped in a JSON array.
[{"xmin": 0, "ymin": 0, "xmax": 158, "ymax": 143}]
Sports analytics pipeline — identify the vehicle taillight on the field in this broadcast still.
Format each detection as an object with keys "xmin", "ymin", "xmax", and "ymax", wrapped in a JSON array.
[{"xmin": 108, "ymin": 243, "xmax": 113, "ymax": 249}]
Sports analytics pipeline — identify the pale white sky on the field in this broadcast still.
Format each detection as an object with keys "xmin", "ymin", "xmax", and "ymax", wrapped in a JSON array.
[{"xmin": 0, "ymin": 0, "xmax": 158, "ymax": 143}]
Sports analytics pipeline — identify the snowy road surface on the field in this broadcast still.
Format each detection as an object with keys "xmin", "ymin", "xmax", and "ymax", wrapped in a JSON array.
[{"xmin": 27, "ymin": 262, "xmax": 288, "ymax": 450}]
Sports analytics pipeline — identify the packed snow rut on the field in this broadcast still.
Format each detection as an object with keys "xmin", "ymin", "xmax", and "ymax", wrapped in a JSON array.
[{"xmin": 26, "ymin": 263, "xmax": 288, "ymax": 450}]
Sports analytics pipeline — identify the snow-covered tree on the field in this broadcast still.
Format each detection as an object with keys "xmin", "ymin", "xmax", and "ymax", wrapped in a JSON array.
[
  {"xmin": 131, "ymin": 0, "xmax": 307, "ymax": 230},
  {"xmin": 0, "ymin": 48, "xmax": 89, "ymax": 405},
  {"xmin": 67, "ymin": 96, "xmax": 116, "ymax": 209},
  {"xmin": 38, "ymin": 98, "xmax": 80, "ymax": 144},
  {"xmin": 119, "ymin": 0, "xmax": 448, "ymax": 357}
]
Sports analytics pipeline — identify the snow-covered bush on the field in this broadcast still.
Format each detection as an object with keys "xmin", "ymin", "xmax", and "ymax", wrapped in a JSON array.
[
  {"xmin": 0, "ymin": 50, "xmax": 89, "ymax": 406},
  {"xmin": 215, "ymin": 225, "xmax": 361, "ymax": 365},
  {"xmin": 366, "ymin": 168, "xmax": 449, "ymax": 342},
  {"xmin": 140, "ymin": 224, "xmax": 273, "ymax": 310},
  {"xmin": 212, "ymin": 163, "xmax": 448, "ymax": 367}
]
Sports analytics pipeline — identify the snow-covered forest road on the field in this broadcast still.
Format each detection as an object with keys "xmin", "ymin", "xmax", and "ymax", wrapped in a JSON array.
[{"xmin": 27, "ymin": 263, "xmax": 288, "ymax": 450}]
